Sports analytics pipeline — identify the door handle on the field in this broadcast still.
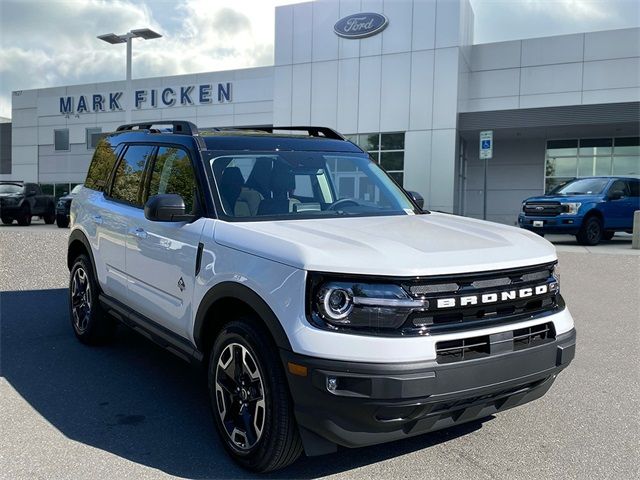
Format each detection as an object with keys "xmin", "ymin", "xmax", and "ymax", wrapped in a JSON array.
[
  {"xmin": 129, "ymin": 227, "xmax": 148, "ymax": 239},
  {"xmin": 92, "ymin": 215, "xmax": 103, "ymax": 225}
]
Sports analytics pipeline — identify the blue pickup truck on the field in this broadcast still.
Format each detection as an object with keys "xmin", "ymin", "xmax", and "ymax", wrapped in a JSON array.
[{"xmin": 519, "ymin": 176, "xmax": 640, "ymax": 245}]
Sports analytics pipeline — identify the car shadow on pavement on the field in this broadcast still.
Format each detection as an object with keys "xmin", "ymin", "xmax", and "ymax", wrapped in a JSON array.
[{"xmin": 1, "ymin": 288, "xmax": 489, "ymax": 479}]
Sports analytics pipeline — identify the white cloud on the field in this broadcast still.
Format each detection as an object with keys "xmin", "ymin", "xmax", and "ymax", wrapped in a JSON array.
[{"xmin": 0, "ymin": 0, "xmax": 298, "ymax": 118}]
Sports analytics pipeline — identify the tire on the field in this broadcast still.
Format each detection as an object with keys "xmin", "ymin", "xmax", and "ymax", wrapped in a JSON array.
[
  {"xmin": 1, "ymin": 217, "xmax": 13, "ymax": 225},
  {"xmin": 208, "ymin": 319, "xmax": 302, "ymax": 472},
  {"xmin": 602, "ymin": 231, "xmax": 615, "ymax": 241},
  {"xmin": 16, "ymin": 204, "xmax": 32, "ymax": 226},
  {"xmin": 576, "ymin": 216, "xmax": 603, "ymax": 246},
  {"xmin": 43, "ymin": 207, "xmax": 56, "ymax": 224},
  {"xmin": 69, "ymin": 254, "xmax": 116, "ymax": 345},
  {"xmin": 56, "ymin": 214, "xmax": 69, "ymax": 228}
]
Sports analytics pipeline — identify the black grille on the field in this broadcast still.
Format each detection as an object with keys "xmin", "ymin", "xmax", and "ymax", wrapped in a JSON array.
[
  {"xmin": 435, "ymin": 336, "xmax": 490, "ymax": 364},
  {"xmin": 402, "ymin": 262, "xmax": 560, "ymax": 335},
  {"xmin": 436, "ymin": 322, "xmax": 556, "ymax": 364},
  {"xmin": 523, "ymin": 202, "xmax": 562, "ymax": 216}
]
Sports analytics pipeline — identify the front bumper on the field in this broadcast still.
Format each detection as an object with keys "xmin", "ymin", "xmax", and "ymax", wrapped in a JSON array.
[
  {"xmin": 282, "ymin": 328, "xmax": 575, "ymax": 453},
  {"xmin": 518, "ymin": 213, "xmax": 583, "ymax": 234}
]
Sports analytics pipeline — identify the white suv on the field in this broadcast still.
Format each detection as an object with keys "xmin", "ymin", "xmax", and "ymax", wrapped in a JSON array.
[{"xmin": 68, "ymin": 121, "xmax": 576, "ymax": 472}]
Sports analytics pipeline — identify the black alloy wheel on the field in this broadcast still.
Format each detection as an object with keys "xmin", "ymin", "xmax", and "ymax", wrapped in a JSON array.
[
  {"xmin": 577, "ymin": 216, "xmax": 603, "ymax": 246},
  {"xmin": 209, "ymin": 320, "xmax": 302, "ymax": 472},
  {"xmin": 69, "ymin": 254, "xmax": 116, "ymax": 344}
]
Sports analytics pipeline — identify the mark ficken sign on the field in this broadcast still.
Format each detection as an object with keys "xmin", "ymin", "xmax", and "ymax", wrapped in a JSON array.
[{"xmin": 59, "ymin": 82, "xmax": 232, "ymax": 115}]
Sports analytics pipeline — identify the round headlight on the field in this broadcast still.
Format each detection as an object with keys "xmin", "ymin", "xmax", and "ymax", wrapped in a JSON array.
[{"xmin": 319, "ymin": 286, "xmax": 353, "ymax": 322}]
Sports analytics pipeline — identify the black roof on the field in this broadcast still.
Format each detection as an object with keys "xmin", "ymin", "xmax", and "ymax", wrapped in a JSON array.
[{"xmin": 202, "ymin": 132, "xmax": 363, "ymax": 152}]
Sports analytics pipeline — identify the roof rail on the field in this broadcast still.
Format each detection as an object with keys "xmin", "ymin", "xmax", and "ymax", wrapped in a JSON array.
[
  {"xmin": 116, "ymin": 121, "xmax": 199, "ymax": 136},
  {"xmin": 231, "ymin": 126, "xmax": 345, "ymax": 140}
]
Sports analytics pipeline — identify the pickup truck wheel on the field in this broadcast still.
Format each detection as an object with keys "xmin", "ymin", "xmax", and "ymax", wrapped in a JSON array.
[
  {"xmin": 209, "ymin": 319, "xmax": 302, "ymax": 472},
  {"xmin": 576, "ymin": 216, "xmax": 603, "ymax": 246},
  {"xmin": 43, "ymin": 208, "xmax": 56, "ymax": 224},
  {"xmin": 602, "ymin": 231, "xmax": 615, "ymax": 241},
  {"xmin": 56, "ymin": 214, "xmax": 69, "ymax": 228},
  {"xmin": 69, "ymin": 254, "xmax": 116, "ymax": 344},
  {"xmin": 1, "ymin": 216, "xmax": 13, "ymax": 225},
  {"xmin": 16, "ymin": 205, "xmax": 32, "ymax": 226}
]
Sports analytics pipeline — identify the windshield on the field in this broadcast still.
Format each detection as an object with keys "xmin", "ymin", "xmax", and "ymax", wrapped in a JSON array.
[
  {"xmin": 208, "ymin": 152, "xmax": 418, "ymax": 220},
  {"xmin": 0, "ymin": 184, "xmax": 23, "ymax": 194},
  {"xmin": 551, "ymin": 178, "xmax": 609, "ymax": 195}
]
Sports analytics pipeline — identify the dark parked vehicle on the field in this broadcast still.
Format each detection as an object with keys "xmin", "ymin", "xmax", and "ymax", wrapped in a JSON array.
[
  {"xmin": 519, "ymin": 176, "xmax": 640, "ymax": 245},
  {"xmin": 0, "ymin": 181, "xmax": 56, "ymax": 226},
  {"xmin": 56, "ymin": 184, "xmax": 82, "ymax": 228}
]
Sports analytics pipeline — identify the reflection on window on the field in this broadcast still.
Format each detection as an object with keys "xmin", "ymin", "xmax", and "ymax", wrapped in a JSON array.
[
  {"xmin": 148, "ymin": 147, "xmax": 197, "ymax": 213},
  {"xmin": 544, "ymin": 137, "xmax": 640, "ymax": 192}
]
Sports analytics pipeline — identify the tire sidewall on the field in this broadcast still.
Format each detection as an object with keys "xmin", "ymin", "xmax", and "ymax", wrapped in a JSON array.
[
  {"xmin": 69, "ymin": 254, "xmax": 110, "ymax": 342},
  {"xmin": 584, "ymin": 216, "xmax": 602, "ymax": 245},
  {"xmin": 208, "ymin": 320, "xmax": 281, "ymax": 467}
]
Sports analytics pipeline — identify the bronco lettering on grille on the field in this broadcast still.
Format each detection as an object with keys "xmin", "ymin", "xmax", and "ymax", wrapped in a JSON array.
[{"xmin": 435, "ymin": 284, "xmax": 551, "ymax": 309}]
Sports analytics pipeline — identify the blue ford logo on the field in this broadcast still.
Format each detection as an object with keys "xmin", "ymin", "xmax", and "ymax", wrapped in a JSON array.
[{"xmin": 334, "ymin": 12, "xmax": 388, "ymax": 39}]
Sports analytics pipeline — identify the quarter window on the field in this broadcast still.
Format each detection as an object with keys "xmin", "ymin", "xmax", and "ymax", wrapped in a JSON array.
[
  {"xmin": 110, "ymin": 145, "xmax": 154, "ymax": 206},
  {"xmin": 85, "ymin": 139, "xmax": 119, "ymax": 191},
  {"xmin": 148, "ymin": 147, "xmax": 197, "ymax": 213}
]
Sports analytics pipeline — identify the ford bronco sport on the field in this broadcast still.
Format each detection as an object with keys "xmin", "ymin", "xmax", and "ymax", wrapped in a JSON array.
[{"xmin": 67, "ymin": 121, "xmax": 576, "ymax": 472}]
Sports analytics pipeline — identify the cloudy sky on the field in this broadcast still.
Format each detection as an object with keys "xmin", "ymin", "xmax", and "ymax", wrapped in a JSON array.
[{"xmin": 0, "ymin": 0, "xmax": 638, "ymax": 119}]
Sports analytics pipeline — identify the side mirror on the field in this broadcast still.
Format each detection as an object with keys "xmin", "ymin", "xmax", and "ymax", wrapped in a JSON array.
[
  {"xmin": 144, "ymin": 194, "xmax": 192, "ymax": 222},
  {"xmin": 608, "ymin": 190, "xmax": 624, "ymax": 200},
  {"xmin": 407, "ymin": 190, "xmax": 424, "ymax": 210}
]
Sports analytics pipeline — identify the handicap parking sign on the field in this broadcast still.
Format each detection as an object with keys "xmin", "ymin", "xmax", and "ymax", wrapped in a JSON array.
[{"xmin": 479, "ymin": 131, "xmax": 493, "ymax": 159}]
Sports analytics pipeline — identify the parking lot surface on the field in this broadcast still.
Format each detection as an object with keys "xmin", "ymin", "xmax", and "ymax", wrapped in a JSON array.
[{"xmin": 1, "ymin": 227, "xmax": 639, "ymax": 479}]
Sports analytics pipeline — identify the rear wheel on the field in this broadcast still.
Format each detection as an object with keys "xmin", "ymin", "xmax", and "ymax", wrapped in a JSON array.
[
  {"xmin": 208, "ymin": 319, "xmax": 302, "ymax": 472},
  {"xmin": 56, "ymin": 214, "xmax": 69, "ymax": 228},
  {"xmin": 69, "ymin": 254, "xmax": 116, "ymax": 344},
  {"xmin": 16, "ymin": 204, "xmax": 31, "ymax": 226},
  {"xmin": 43, "ymin": 206, "xmax": 56, "ymax": 224},
  {"xmin": 576, "ymin": 216, "xmax": 603, "ymax": 246},
  {"xmin": 1, "ymin": 216, "xmax": 13, "ymax": 225}
]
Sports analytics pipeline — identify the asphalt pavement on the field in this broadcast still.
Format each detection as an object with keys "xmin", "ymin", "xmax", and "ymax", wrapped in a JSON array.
[{"xmin": 1, "ymin": 226, "xmax": 639, "ymax": 479}]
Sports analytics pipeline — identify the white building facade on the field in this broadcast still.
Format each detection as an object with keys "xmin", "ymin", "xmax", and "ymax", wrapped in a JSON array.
[{"xmin": 5, "ymin": 0, "xmax": 640, "ymax": 224}]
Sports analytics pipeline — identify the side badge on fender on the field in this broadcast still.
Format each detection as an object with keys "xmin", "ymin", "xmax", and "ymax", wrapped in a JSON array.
[{"xmin": 177, "ymin": 277, "xmax": 185, "ymax": 292}]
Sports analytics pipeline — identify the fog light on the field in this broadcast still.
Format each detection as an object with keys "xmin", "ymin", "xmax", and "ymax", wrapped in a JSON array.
[{"xmin": 327, "ymin": 377, "xmax": 338, "ymax": 392}]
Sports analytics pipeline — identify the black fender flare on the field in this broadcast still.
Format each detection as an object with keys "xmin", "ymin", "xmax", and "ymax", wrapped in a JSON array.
[
  {"xmin": 193, "ymin": 282, "xmax": 292, "ymax": 352},
  {"xmin": 67, "ymin": 229, "xmax": 98, "ymax": 275}
]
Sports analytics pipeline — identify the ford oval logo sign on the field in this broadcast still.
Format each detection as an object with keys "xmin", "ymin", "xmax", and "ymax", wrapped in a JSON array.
[{"xmin": 334, "ymin": 12, "xmax": 388, "ymax": 39}]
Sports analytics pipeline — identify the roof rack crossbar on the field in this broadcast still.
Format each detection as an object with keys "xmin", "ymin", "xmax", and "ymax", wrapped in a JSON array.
[
  {"xmin": 116, "ymin": 121, "xmax": 199, "ymax": 136},
  {"xmin": 230, "ymin": 126, "xmax": 345, "ymax": 140}
]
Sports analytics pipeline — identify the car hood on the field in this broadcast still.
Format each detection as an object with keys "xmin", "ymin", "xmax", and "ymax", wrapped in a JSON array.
[
  {"xmin": 58, "ymin": 194, "xmax": 74, "ymax": 202},
  {"xmin": 525, "ymin": 194, "xmax": 603, "ymax": 203},
  {"xmin": 214, "ymin": 212, "xmax": 557, "ymax": 276}
]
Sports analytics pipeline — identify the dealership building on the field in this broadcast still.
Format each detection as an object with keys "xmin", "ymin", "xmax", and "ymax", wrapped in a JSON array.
[{"xmin": 4, "ymin": 0, "xmax": 639, "ymax": 224}]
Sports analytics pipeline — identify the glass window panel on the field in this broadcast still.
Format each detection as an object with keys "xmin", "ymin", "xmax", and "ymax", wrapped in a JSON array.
[
  {"xmin": 580, "ymin": 138, "xmax": 612, "ymax": 148},
  {"xmin": 148, "ymin": 147, "xmax": 197, "ymax": 213},
  {"xmin": 614, "ymin": 137, "xmax": 640, "ymax": 155},
  {"xmin": 86, "ymin": 127, "xmax": 102, "ymax": 149},
  {"xmin": 54, "ymin": 129, "xmax": 69, "ymax": 151},
  {"xmin": 40, "ymin": 184, "xmax": 54, "ymax": 196},
  {"xmin": 579, "ymin": 146, "xmax": 612, "ymax": 156},
  {"xmin": 547, "ymin": 139, "xmax": 578, "ymax": 149},
  {"xmin": 546, "ymin": 157, "xmax": 577, "ymax": 177},
  {"xmin": 388, "ymin": 172, "xmax": 403, "ymax": 186},
  {"xmin": 111, "ymin": 145, "xmax": 154, "ymax": 206},
  {"xmin": 380, "ymin": 133, "xmax": 404, "ymax": 150},
  {"xmin": 358, "ymin": 134, "xmax": 379, "ymax": 151},
  {"xmin": 545, "ymin": 177, "xmax": 572, "ymax": 194},
  {"xmin": 344, "ymin": 134, "xmax": 358, "ymax": 144},
  {"xmin": 54, "ymin": 183, "xmax": 70, "ymax": 199},
  {"xmin": 337, "ymin": 176, "xmax": 355, "ymax": 198},
  {"xmin": 594, "ymin": 157, "xmax": 612, "ymax": 176},
  {"xmin": 380, "ymin": 152, "xmax": 404, "ymax": 171},
  {"xmin": 577, "ymin": 157, "xmax": 594, "ymax": 177},
  {"xmin": 612, "ymin": 156, "xmax": 640, "ymax": 175}
]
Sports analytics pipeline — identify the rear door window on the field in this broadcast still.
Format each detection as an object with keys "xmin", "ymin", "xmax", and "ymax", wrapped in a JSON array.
[
  {"xmin": 110, "ymin": 145, "xmax": 155, "ymax": 207},
  {"xmin": 147, "ymin": 146, "xmax": 198, "ymax": 213}
]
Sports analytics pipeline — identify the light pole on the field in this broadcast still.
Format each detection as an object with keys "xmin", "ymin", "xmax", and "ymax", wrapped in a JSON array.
[{"xmin": 97, "ymin": 28, "xmax": 162, "ymax": 122}]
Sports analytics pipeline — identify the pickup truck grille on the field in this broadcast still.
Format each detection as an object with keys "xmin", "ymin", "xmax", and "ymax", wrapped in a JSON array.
[
  {"xmin": 523, "ymin": 202, "xmax": 562, "ymax": 216},
  {"xmin": 401, "ymin": 262, "xmax": 561, "ymax": 335},
  {"xmin": 436, "ymin": 322, "xmax": 556, "ymax": 364}
]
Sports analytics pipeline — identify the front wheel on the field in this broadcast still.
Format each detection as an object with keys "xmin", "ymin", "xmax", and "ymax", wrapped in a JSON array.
[
  {"xmin": 56, "ymin": 214, "xmax": 69, "ymax": 228},
  {"xmin": 576, "ymin": 216, "xmax": 603, "ymax": 245},
  {"xmin": 43, "ymin": 207, "xmax": 56, "ymax": 224},
  {"xmin": 208, "ymin": 319, "xmax": 302, "ymax": 472},
  {"xmin": 16, "ymin": 204, "xmax": 32, "ymax": 226},
  {"xmin": 1, "ymin": 216, "xmax": 13, "ymax": 225}
]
